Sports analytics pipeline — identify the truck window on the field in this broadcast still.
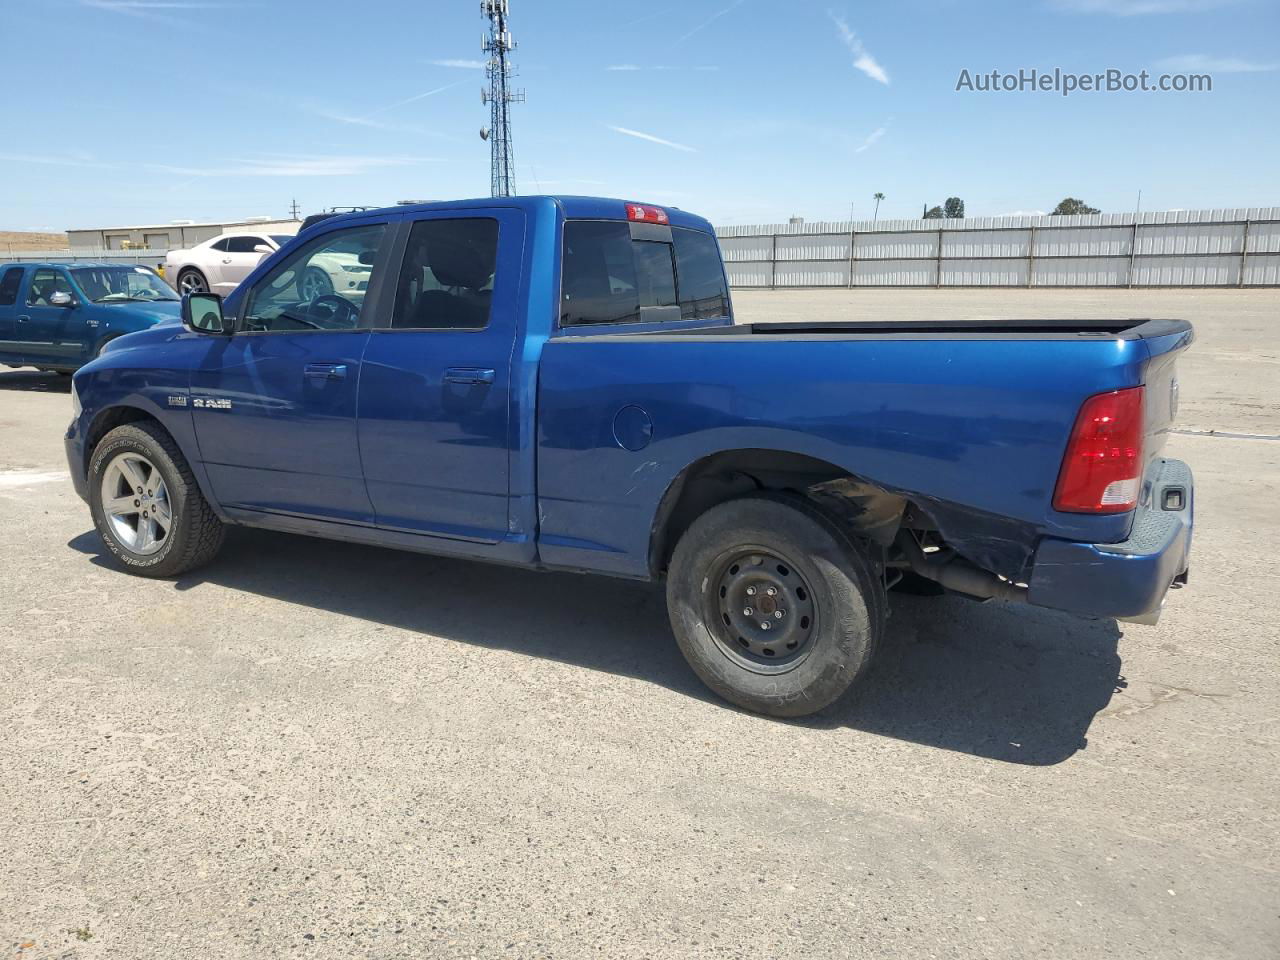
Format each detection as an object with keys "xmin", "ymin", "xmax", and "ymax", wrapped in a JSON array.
[
  {"xmin": 0, "ymin": 267, "xmax": 23, "ymax": 306},
  {"xmin": 242, "ymin": 223, "xmax": 386, "ymax": 333},
  {"xmin": 26, "ymin": 269, "xmax": 72, "ymax": 307},
  {"xmin": 672, "ymin": 228, "xmax": 730, "ymax": 320},
  {"xmin": 391, "ymin": 218, "xmax": 499, "ymax": 330},
  {"xmin": 562, "ymin": 221, "xmax": 708, "ymax": 326}
]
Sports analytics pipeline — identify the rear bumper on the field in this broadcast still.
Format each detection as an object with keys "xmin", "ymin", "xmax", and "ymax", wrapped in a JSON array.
[{"xmin": 1027, "ymin": 458, "xmax": 1193, "ymax": 621}]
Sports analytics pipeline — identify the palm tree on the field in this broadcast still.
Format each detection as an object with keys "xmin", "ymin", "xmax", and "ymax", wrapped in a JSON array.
[{"xmin": 873, "ymin": 192, "xmax": 885, "ymax": 222}]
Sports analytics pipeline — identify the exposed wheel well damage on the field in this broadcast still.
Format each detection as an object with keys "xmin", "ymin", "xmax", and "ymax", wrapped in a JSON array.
[{"xmin": 648, "ymin": 449, "xmax": 907, "ymax": 578}]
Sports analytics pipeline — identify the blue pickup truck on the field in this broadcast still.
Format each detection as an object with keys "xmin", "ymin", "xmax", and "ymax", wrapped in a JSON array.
[
  {"xmin": 65, "ymin": 197, "xmax": 1194, "ymax": 717},
  {"xmin": 0, "ymin": 262, "xmax": 180, "ymax": 373}
]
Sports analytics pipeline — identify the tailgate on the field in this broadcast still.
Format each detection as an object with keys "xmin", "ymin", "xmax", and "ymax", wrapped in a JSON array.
[{"xmin": 1138, "ymin": 319, "xmax": 1195, "ymax": 467}]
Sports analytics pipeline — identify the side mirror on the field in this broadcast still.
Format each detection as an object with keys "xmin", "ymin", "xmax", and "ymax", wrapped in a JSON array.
[
  {"xmin": 182, "ymin": 292, "xmax": 229, "ymax": 335},
  {"xmin": 49, "ymin": 291, "xmax": 74, "ymax": 307},
  {"xmin": 253, "ymin": 244, "xmax": 273, "ymax": 254}
]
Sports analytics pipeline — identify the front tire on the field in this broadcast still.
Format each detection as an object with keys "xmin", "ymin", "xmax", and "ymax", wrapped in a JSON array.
[
  {"xmin": 666, "ymin": 494, "xmax": 886, "ymax": 718},
  {"xmin": 88, "ymin": 421, "xmax": 225, "ymax": 578}
]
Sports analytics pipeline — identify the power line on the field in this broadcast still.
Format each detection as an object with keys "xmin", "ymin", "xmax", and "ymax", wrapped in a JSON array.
[{"xmin": 480, "ymin": 0, "xmax": 525, "ymax": 198}]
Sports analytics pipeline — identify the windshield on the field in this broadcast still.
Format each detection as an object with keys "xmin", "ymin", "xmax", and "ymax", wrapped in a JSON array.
[{"xmin": 72, "ymin": 266, "xmax": 178, "ymax": 303}]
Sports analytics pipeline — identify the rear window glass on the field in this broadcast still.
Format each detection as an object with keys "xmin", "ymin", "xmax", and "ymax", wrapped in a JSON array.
[
  {"xmin": 560, "ymin": 221, "xmax": 728, "ymax": 326},
  {"xmin": 673, "ymin": 228, "xmax": 730, "ymax": 321},
  {"xmin": 0, "ymin": 267, "xmax": 23, "ymax": 306}
]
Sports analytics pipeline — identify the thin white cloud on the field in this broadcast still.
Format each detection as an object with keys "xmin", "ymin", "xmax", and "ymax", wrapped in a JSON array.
[
  {"xmin": 366, "ymin": 81, "xmax": 466, "ymax": 117},
  {"xmin": 607, "ymin": 65, "xmax": 642, "ymax": 71},
  {"xmin": 607, "ymin": 126, "xmax": 698, "ymax": 153},
  {"xmin": 828, "ymin": 12, "xmax": 890, "ymax": 85},
  {"xmin": 428, "ymin": 58, "xmax": 486, "ymax": 69},
  {"xmin": 854, "ymin": 126, "xmax": 887, "ymax": 153},
  {"xmin": 674, "ymin": 0, "xmax": 746, "ymax": 46},
  {"xmin": 1049, "ymin": 0, "xmax": 1236, "ymax": 13},
  {"xmin": 147, "ymin": 155, "xmax": 435, "ymax": 178},
  {"xmin": 1155, "ymin": 53, "xmax": 1277, "ymax": 72},
  {"xmin": 0, "ymin": 152, "xmax": 113, "ymax": 169}
]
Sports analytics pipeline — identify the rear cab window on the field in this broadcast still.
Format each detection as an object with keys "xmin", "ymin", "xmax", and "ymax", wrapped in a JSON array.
[{"xmin": 560, "ymin": 219, "xmax": 730, "ymax": 327}]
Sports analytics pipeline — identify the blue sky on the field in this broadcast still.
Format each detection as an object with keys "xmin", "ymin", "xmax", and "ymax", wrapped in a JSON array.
[{"xmin": 1, "ymin": 0, "xmax": 1276, "ymax": 230}]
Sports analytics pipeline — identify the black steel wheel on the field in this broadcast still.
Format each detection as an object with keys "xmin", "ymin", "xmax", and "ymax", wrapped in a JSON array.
[
  {"xmin": 707, "ymin": 547, "xmax": 818, "ymax": 672},
  {"xmin": 666, "ymin": 493, "xmax": 885, "ymax": 718}
]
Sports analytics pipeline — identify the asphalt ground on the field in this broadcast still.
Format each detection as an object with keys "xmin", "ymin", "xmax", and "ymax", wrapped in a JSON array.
[{"xmin": 1, "ymin": 288, "xmax": 1276, "ymax": 959}]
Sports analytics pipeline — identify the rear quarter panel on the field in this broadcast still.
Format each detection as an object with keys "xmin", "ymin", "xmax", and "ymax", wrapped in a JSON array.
[{"xmin": 536, "ymin": 333, "xmax": 1157, "ymax": 579}]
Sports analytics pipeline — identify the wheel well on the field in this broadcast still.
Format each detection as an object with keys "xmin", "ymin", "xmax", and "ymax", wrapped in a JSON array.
[
  {"xmin": 648, "ymin": 449, "xmax": 906, "ymax": 577},
  {"xmin": 82, "ymin": 406, "xmax": 161, "ymax": 476}
]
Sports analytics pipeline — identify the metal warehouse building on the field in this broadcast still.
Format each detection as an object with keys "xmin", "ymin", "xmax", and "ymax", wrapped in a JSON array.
[{"xmin": 67, "ymin": 217, "xmax": 301, "ymax": 253}]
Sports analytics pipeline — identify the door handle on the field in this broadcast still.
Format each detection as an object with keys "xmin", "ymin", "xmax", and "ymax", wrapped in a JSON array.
[
  {"xmin": 304, "ymin": 362, "xmax": 348, "ymax": 380},
  {"xmin": 222, "ymin": 258, "xmax": 233, "ymax": 264},
  {"xmin": 17, "ymin": 315, "xmax": 30, "ymax": 323},
  {"xmin": 444, "ymin": 367, "xmax": 496, "ymax": 385}
]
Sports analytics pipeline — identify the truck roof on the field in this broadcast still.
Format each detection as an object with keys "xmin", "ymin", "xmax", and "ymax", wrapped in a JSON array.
[{"xmin": 304, "ymin": 195, "xmax": 716, "ymax": 237}]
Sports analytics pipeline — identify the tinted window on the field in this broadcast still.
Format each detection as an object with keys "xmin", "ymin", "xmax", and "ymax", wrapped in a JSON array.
[
  {"xmin": 210, "ymin": 238, "xmax": 231, "ymax": 252},
  {"xmin": 243, "ymin": 223, "xmax": 386, "ymax": 332},
  {"xmin": 26, "ymin": 269, "xmax": 72, "ymax": 306},
  {"xmin": 225, "ymin": 235, "xmax": 266, "ymax": 253},
  {"xmin": 561, "ymin": 221, "xmax": 682, "ymax": 326},
  {"xmin": 0, "ymin": 267, "xmax": 23, "ymax": 306},
  {"xmin": 673, "ymin": 228, "xmax": 730, "ymax": 320},
  {"xmin": 391, "ymin": 218, "xmax": 499, "ymax": 330}
]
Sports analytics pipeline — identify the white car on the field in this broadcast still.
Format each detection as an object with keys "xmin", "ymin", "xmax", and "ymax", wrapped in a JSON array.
[
  {"xmin": 165, "ymin": 232, "xmax": 296, "ymax": 296},
  {"xmin": 165, "ymin": 231, "xmax": 374, "ymax": 301}
]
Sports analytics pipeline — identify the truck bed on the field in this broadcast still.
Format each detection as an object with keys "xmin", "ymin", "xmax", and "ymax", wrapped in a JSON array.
[{"xmin": 535, "ymin": 315, "xmax": 1193, "ymax": 581}]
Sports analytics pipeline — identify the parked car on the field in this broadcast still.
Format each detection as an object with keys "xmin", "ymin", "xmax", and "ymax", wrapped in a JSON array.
[
  {"xmin": 66, "ymin": 196, "xmax": 1195, "ymax": 717},
  {"xmin": 164, "ymin": 230, "xmax": 371, "ymax": 300},
  {"xmin": 164, "ymin": 231, "xmax": 294, "ymax": 296},
  {"xmin": 0, "ymin": 262, "xmax": 180, "ymax": 373}
]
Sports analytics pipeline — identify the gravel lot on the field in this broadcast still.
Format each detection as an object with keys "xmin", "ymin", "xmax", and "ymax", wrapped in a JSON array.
[{"xmin": 2, "ymin": 289, "xmax": 1277, "ymax": 959}]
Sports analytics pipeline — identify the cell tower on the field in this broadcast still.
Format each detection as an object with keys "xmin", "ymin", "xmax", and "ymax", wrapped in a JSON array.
[{"xmin": 480, "ymin": 0, "xmax": 524, "ymax": 198}]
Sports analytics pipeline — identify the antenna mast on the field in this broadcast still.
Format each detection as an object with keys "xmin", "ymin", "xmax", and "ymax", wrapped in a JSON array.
[{"xmin": 481, "ymin": 0, "xmax": 524, "ymax": 197}]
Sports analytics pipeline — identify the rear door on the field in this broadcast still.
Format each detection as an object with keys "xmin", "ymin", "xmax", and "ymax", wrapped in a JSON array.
[
  {"xmin": 357, "ymin": 209, "xmax": 523, "ymax": 543},
  {"xmin": 190, "ymin": 217, "xmax": 396, "ymax": 523}
]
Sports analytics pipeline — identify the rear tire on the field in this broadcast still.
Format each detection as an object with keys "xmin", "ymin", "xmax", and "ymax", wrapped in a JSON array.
[
  {"xmin": 666, "ymin": 493, "xmax": 886, "ymax": 718},
  {"xmin": 176, "ymin": 269, "xmax": 208, "ymax": 295},
  {"xmin": 88, "ymin": 421, "xmax": 225, "ymax": 578}
]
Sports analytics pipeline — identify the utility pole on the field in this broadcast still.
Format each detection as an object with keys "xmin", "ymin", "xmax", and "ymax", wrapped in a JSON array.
[
  {"xmin": 481, "ymin": 0, "xmax": 525, "ymax": 198},
  {"xmin": 289, "ymin": 198, "xmax": 301, "ymax": 221}
]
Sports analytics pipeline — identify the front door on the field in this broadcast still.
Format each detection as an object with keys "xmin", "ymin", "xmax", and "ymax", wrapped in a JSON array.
[
  {"xmin": 190, "ymin": 219, "xmax": 394, "ymax": 523},
  {"xmin": 358, "ymin": 210, "xmax": 523, "ymax": 543},
  {"xmin": 215, "ymin": 235, "xmax": 272, "ymax": 293},
  {"xmin": 21, "ymin": 268, "xmax": 79, "ymax": 364}
]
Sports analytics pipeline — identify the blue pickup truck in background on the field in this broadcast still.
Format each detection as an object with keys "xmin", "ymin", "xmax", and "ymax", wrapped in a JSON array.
[
  {"xmin": 64, "ymin": 196, "xmax": 1195, "ymax": 717},
  {"xmin": 0, "ymin": 262, "xmax": 180, "ymax": 373}
]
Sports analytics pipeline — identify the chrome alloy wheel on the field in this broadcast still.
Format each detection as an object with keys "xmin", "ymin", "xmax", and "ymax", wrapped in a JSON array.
[
  {"xmin": 178, "ymin": 272, "xmax": 206, "ymax": 294},
  {"xmin": 100, "ymin": 452, "xmax": 172, "ymax": 556}
]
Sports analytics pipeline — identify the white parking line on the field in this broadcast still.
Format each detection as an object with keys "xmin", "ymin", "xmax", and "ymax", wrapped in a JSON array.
[{"xmin": 0, "ymin": 470, "xmax": 70, "ymax": 488}]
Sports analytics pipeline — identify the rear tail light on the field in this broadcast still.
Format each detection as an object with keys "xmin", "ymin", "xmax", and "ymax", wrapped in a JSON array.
[
  {"xmin": 1054, "ymin": 386, "xmax": 1145, "ymax": 514},
  {"xmin": 626, "ymin": 203, "xmax": 669, "ymax": 225}
]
